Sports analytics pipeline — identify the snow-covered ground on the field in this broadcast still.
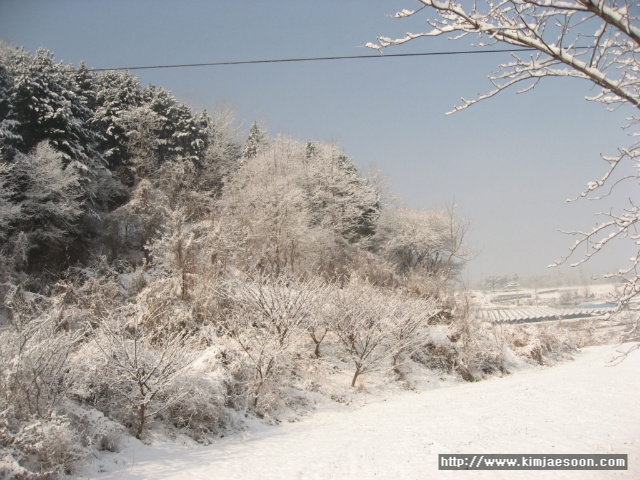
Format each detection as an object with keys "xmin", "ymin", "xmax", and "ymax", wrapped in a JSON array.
[{"xmin": 80, "ymin": 344, "xmax": 639, "ymax": 480}]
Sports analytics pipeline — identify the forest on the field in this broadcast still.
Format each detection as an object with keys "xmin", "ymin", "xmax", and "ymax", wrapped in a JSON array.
[{"xmin": 0, "ymin": 43, "xmax": 578, "ymax": 478}]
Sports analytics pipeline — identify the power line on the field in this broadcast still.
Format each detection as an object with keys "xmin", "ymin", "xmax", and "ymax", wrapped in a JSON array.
[{"xmin": 89, "ymin": 48, "xmax": 538, "ymax": 72}]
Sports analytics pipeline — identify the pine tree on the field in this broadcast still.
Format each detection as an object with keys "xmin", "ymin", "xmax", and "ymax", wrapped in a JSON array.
[
  {"xmin": 6, "ymin": 47, "xmax": 103, "ymax": 169},
  {"xmin": 0, "ymin": 46, "xmax": 19, "ymax": 160},
  {"xmin": 170, "ymin": 102, "xmax": 200, "ymax": 162},
  {"xmin": 242, "ymin": 121, "xmax": 267, "ymax": 160},
  {"xmin": 93, "ymin": 69, "xmax": 145, "ymax": 171},
  {"xmin": 143, "ymin": 85, "xmax": 177, "ymax": 164}
]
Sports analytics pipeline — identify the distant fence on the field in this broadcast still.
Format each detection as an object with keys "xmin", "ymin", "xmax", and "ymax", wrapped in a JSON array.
[
  {"xmin": 478, "ymin": 306, "xmax": 616, "ymax": 324},
  {"xmin": 490, "ymin": 293, "xmax": 532, "ymax": 303}
]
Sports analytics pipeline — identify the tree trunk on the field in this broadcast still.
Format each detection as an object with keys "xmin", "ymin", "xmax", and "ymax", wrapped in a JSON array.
[
  {"xmin": 350, "ymin": 364, "xmax": 361, "ymax": 388},
  {"xmin": 253, "ymin": 379, "xmax": 264, "ymax": 408},
  {"xmin": 136, "ymin": 402, "xmax": 146, "ymax": 440},
  {"xmin": 310, "ymin": 332, "xmax": 322, "ymax": 358}
]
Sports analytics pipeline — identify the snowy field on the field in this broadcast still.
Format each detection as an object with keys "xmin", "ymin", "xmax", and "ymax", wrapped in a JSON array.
[{"xmin": 80, "ymin": 344, "xmax": 639, "ymax": 480}]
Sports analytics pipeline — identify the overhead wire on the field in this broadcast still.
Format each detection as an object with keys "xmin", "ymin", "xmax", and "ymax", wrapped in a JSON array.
[{"xmin": 87, "ymin": 48, "xmax": 539, "ymax": 72}]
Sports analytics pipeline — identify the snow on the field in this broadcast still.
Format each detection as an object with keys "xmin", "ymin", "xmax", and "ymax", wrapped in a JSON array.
[{"xmin": 80, "ymin": 344, "xmax": 639, "ymax": 479}]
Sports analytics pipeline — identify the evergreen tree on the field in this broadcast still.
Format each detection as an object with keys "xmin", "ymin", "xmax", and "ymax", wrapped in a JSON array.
[
  {"xmin": 0, "ymin": 46, "xmax": 19, "ymax": 159},
  {"xmin": 307, "ymin": 146, "xmax": 380, "ymax": 242},
  {"xmin": 194, "ymin": 109, "xmax": 211, "ymax": 159},
  {"xmin": 93, "ymin": 70, "xmax": 145, "ymax": 171},
  {"xmin": 5, "ymin": 47, "xmax": 103, "ymax": 169},
  {"xmin": 242, "ymin": 121, "xmax": 267, "ymax": 159},
  {"xmin": 305, "ymin": 140, "xmax": 317, "ymax": 159},
  {"xmin": 74, "ymin": 61, "xmax": 97, "ymax": 111},
  {"xmin": 170, "ymin": 102, "xmax": 200, "ymax": 162},
  {"xmin": 143, "ymin": 84, "xmax": 178, "ymax": 164}
]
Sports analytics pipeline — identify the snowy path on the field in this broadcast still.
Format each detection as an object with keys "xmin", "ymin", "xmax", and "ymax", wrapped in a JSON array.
[{"xmin": 85, "ymin": 345, "xmax": 639, "ymax": 479}]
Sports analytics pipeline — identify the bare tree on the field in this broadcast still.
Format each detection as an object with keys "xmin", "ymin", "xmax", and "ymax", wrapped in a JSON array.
[
  {"xmin": 223, "ymin": 273, "xmax": 322, "ymax": 408},
  {"xmin": 369, "ymin": 1, "xmax": 640, "ymax": 347},
  {"xmin": 89, "ymin": 305, "xmax": 197, "ymax": 439},
  {"xmin": 386, "ymin": 293, "xmax": 441, "ymax": 373},
  {"xmin": 327, "ymin": 281, "xmax": 389, "ymax": 387},
  {"xmin": 308, "ymin": 309, "xmax": 330, "ymax": 358},
  {"xmin": 328, "ymin": 281, "xmax": 439, "ymax": 387}
]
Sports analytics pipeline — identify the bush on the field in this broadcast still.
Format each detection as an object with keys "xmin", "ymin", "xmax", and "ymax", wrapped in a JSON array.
[
  {"xmin": 1, "ymin": 409, "xmax": 86, "ymax": 478},
  {"xmin": 159, "ymin": 346, "xmax": 231, "ymax": 442}
]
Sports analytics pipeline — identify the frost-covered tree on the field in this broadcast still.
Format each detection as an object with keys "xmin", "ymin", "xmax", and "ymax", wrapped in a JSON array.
[
  {"xmin": 0, "ymin": 45, "xmax": 18, "ymax": 155},
  {"xmin": 369, "ymin": 1, "xmax": 640, "ymax": 347},
  {"xmin": 0, "ymin": 45, "xmax": 126, "ymax": 226},
  {"xmin": 87, "ymin": 304, "xmax": 197, "ymax": 439},
  {"xmin": 0, "ymin": 162, "xmax": 19, "ymax": 243},
  {"xmin": 142, "ymin": 85, "xmax": 205, "ymax": 165},
  {"xmin": 106, "ymin": 179, "xmax": 168, "ymax": 261},
  {"xmin": 223, "ymin": 274, "xmax": 322, "ymax": 408},
  {"xmin": 92, "ymin": 70, "xmax": 145, "ymax": 172},
  {"xmin": 200, "ymin": 105, "xmax": 242, "ymax": 192},
  {"xmin": 327, "ymin": 280, "xmax": 438, "ymax": 387},
  {"xmin": 117, "ymin": 104, "xmax": 162, "ymax": 180},
  {"xmin": 242, "ymin": 121, "xmax": 268, "ymax": 159},
  {"xmin": 0, "ymin": 286, "xmax": 81, "ymax": 420},
  {"xmin": 147, "ymin": 207, "xmax": 205, "ymax": 301},
  {"xmin": 374, "ymin": 205, "xmax": 472, "ymax": 281},
  {"xmin": 219, "ymin": 136, "xmax": 317, "ymax": 274},
  {"xmin": 219, "ymin": 136, "xmax": 381, "ymax": 276},
  {"xmin": 305, "ymin": 142, "xmax": 381, "ymax": 242},
  {"xmin": 1, "ymin": 46, "xmax": 102, "ymax": 169},
  {"xmin": 6, "ymin": 142, "xmax": 82, "ymax": 266}
]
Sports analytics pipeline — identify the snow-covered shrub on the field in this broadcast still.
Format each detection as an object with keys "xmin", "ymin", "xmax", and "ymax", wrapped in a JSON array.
[
  {"xmin": 414, "ymin": 292, "xmax": 506, "ymax": 381},
  {"xmin": 58, "ymin": 403, "xmax": 126, "ymax": 455},
  {"xmin": 1, "ymin": 286, "xmax": 81, "ymax": 421},
  {"xmin": 1, "ymin": 409, "xmax": 86, "ymax": 478},
  {"xmin": 54, "ymin": 260, "xmax": 124, "ymax": 330},
  {"xmin": 402, "ymin": 272, "xmax": 454, "ymax": 310},
  {"xmin": 410, "ymin": 334, "xmax": 459, "ymax": 374},
  {"xmin": 69, "ymin": 340, "xmax": 132, "ymax": 431},
  {"xmin": 25, "ymin": 414, "xmax": 85, "ymax": 476},
  {"xmin": 0, "ymin": 450, "xmax": 28, "ymax": 480},
  {"xmin": 339, "ymin": 248, "xmax": 397, "ymax": 288},
  {"xmin": 215, "ymin": 336, "xmax": 254, "ymax": 412},
  {"xmin": 510, "ymin": 322, "xmax": 578, "ymax": 365},
  {"xmin": 159, "ymin": 346, "xmax": 231, "ymax": 442},
  {"xmin": 135, "ymin": 277, "xmax": 201, "ymax": 336}
]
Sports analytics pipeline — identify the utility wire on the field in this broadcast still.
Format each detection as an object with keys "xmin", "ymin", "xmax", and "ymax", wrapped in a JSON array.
[{"xmin": 89, "ymin": 48, "xmax": 539, "ymax": 72}]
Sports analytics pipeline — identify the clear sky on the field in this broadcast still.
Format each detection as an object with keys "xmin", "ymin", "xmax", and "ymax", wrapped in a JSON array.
[{"xmin": 1, "ymin": 0, "xmax": 635, "ymax": 283}]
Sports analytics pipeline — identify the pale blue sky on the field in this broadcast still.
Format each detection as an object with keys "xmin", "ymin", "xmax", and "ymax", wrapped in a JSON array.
[{"xmin": 1, "ymin": 0, "xmax": 635, "ymax": 282}]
